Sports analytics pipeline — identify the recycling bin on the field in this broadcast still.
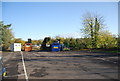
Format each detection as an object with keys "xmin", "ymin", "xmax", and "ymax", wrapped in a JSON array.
[
  {"xmin": 52, "ymin": 42, "xmax": 60, "ymax": 52},
  {"xmin": 24, "ymin": 43, "xmax": 32, "ymax": 51},
  {"xmin": 10, "ymin": 43, "xmax": 21, "ymax": 52}
]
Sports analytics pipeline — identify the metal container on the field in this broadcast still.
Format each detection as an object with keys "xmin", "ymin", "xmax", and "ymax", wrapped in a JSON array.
[
  {"xmin": 52, "ymin": 42, "xmax": 60, "ymax": 52},
  {"xmin": 24, "ymin": 43, "xmax": 32, "ymax": 51},
  {"xmin": 10, "ymin": 43, "xmax": 21, "ymax": 52}
]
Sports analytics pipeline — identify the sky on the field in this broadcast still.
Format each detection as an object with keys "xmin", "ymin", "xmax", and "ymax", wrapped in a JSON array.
[
  {"xmin": 2, "ymin": 2, "xmax": 118, "ymax": 41},
  {"xmin": 118, "ymin": 1, "xmax": 120, "ymax": 35}
]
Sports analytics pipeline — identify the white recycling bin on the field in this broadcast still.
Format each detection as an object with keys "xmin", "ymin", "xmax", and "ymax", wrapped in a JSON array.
[{"xmin": 10, "ymin": 43, "xmax": 21, "ymax": 51}]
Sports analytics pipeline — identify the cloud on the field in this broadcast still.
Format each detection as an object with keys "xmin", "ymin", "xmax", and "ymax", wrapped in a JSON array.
[{"xmin": 60, "ymin": 32, "xmax": 81, "ymax": 38}]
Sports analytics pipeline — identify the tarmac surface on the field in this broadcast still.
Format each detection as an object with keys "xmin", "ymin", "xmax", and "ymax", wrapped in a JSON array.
[{"xmin": 2, "ymin": 50, "xmax": 119, "ymax": 81}]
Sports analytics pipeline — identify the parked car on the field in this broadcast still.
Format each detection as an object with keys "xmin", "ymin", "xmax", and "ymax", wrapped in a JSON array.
[{"xmin": 0, "ymin": 57, "xmax": 6, "ymax": 79}]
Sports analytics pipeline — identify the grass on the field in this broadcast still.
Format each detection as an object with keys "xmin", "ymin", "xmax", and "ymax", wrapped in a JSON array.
[
  {"xmin": 80, "ymin": 48, "xmax": 120, "ymax": 54},
  {"xmin": 91, "ymin": 49, "xmax": 120, "ymax": 54}
]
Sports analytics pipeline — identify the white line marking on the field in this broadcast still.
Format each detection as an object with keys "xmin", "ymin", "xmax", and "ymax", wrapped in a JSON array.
[
  {"xmin": 4, "ymin": 74, "xmax": 25, "ymax": 77},
  {"xmin": 97, "ymin": 58, "xmax": 118, "ymax": 64},
  {"xmin": 21, "ymin": 51, "xmax": 29, "ymax": 81},
  {"xmin": 33, "ymin": 53, "xmax": 40, "ymax": 56}
]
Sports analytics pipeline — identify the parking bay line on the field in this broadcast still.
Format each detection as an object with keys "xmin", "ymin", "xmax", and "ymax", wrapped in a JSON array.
[
  {"xmin": 20, "ymin": 51, "xmax": 29, "ymax": 81},
  {"xmin": 33, "ymin": 53, "xmax": 40, "ymax": 56},
  {"xmin": 4, "ymin": 74, "xmax": 25, "ymax": 78},
  {"xmin": 96, "ymin": 58, "xmax": 117, "ymax": 64}
]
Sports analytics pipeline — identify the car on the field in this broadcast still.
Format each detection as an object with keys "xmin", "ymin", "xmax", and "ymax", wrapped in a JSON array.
[{"xmin": 0, "ymin": 57, "xmax": 7, "ymax": 79}]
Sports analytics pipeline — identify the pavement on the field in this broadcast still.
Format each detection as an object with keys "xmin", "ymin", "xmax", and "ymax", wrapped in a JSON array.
[{"xmin": 1, "ymin": 50, "xmax": 119, "ymax": 81}]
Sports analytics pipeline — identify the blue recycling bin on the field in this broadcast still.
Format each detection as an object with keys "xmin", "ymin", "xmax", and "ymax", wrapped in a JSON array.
[{"xmin": 52, "ymin": 42, "xmax": 60, "ymax": 52}]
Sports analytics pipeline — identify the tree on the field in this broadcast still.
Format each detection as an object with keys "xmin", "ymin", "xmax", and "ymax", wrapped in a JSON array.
[
  {"xmin": 0, "ymin": 21, "xmax": 14, "ymax": 50},
  {"xmin": 97, "ymin": 31, "xmax": 117, "ymax": 49},
  {"xmin": 41, "ymin": 37, "xmax": 51, "ymax": 51},
  {"xmin": 13, "ymin": 38, "xmax": 26, "ymax": 46},
  {"xmin": 69, "ymin": 38, "xmax": 76, "ymax": 50},
  {"xmin": 81, "ymin": 12, "xmax": 104, "ymax": 48},
  {"xmin": 32, "ymin": 40, "xmax": 38, "ymax": 45},
  {"xmin": 118, "ymin": 35, "xmax": 120, "ymax": 49},
  {"xmin": 64, "ymin": 38, "xmax": 70, "ymax": 48},
  {"xmin": 14, "ymin": 38, "xmax": 22, "ymax": 43},
  {"xmin": 54, "ymin": 36, "xmax": 64, "ymax": 44},
  {"xmin": 37, "ymin": 39, "xmax": 42, "ymax": 45}
]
